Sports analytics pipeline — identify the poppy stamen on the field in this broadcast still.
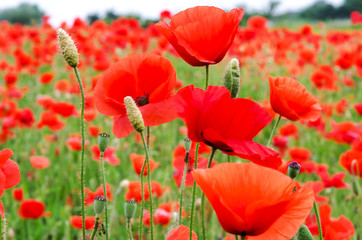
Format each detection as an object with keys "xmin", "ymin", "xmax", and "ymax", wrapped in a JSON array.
[{"xmin": 134, "ymin": 95, "xmax": 149, "ymax": 106}]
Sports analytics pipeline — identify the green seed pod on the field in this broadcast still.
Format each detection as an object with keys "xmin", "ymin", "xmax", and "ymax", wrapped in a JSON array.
[
  {"xmin": 124, "ymin": 96, "xmax": 145, "ymax": 132},
  {"xmin": 184, "ymin": 137, "xmax": 192, "ymax": 152},
  {"xmin": 98, "ymin": 132, "xmax": 110, "ymax": 153},
  {"xmin": 287, "ymin": 161, "xmax": 301, "ymax": 180},
  {"xmin": 296, "ymin": 224, "xmax": 313, "ymax": 240},
  {"xmin": 223, "ymin": 58, "xmax": 240, "ymax": 98},
  {"xmin": 57, "ymin": 28, "xmax": 79, "ymax": 68},
  {"xmin": 93, "ymin": 195, "xmax": 106, "ymax": 216},
  {"xmin": 124, "ymin": 200, "xmax": 137, "ymax": 219}
]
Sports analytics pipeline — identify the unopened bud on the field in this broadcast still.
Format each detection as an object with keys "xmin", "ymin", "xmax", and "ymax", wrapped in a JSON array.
[
  {"xmin": 93, "ymin": 195, "xmax": 106, "ymax": 216},
  {"xmin": 223, "ymin": 58, "xmax": 240, "ymax": 98},
  {"xmin": 352, "ymin": 179, "xmax": 360, "ymax": 196},
  {"xmin": 124, "ymin": 96, "xmax": 145, "ymax": 132},
  {"xmin": 124, "ymin": 200, "xmax": 137, "ymax": 219},
  {"xmin": 351, "ymin": 159, "xmax": 359, "ymax": 176},
  {"xmin": 296, "ymin": 224, "xmax": 313, "ymax": 240},
  {"xmin": 57, "ymin": 28, "xmax": 79, "ymax": 68},
  {"xmin": 184, "ymin": 137, "xmax": 191, "ymax": 152},
  {"xmin": 98, "ymin": 132, "xmax": 110, "ymax": 153},
  {"xmin": 288, "ymin": 161, "xmax": 301, "ymax": 180}
]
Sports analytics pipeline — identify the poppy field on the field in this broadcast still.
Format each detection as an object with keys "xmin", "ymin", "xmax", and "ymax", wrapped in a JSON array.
[{"xmin": 0, "ymin": 6, "xmax": 362, "ymax": 240}]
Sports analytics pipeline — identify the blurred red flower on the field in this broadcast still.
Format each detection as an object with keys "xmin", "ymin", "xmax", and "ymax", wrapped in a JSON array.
[
  {"xmin": 155, "ymin": 6, "xmax": 244, "ymax": 66},
  {"xmin": 166, "ymin": 225, "xmax": 197, "ymax": 240},
  {"xmin": 18, "ymin": 199, "xmax": 46, "ymax": 219},
  {"xmin": 0, "ymin": 148, "xmax": 21, "ymax": 197},
  {"xmin": 130, "ymin": 153, "xmax": 159, "ymax": 176},
  {"xmin": 70, "ymin": 216, "xmax": 95, "ymax": 230}
]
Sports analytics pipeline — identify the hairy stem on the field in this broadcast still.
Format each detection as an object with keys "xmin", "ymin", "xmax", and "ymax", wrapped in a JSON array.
[
  {"xmin": 100, "ymin": 152, "xmax": 109, "ymax": 240},
  {"xmin": 266, "ymin": 114, "xmax": 282, "ymax": 148},
  {"xmin": 189, "ymin": 143, "xmax": 200, "ymax": 239},
  {"xmin": 90, "ymin": 217, "xmax": 100, "ymax": 240}
]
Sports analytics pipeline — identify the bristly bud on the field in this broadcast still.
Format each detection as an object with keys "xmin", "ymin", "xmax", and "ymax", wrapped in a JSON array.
[
  {"xmin": 223, "ymin": 58, "xmax": 240, "ymax": 98},
  {"xmin": 93, "ymin": 195, "xmax": 106, "ymax": 216},
  {"xmin": 124, "ymin": 200, "xmax": 137, "ymax": 219},
  {"xmin": 98, "ymin": 132, "xmax": 110, "ymax": 153},
  {"xmin": 124, "ymin": 96, "xmax": 145, "ymax": 132},
  {"xmin": 296, "ymin": 224, "xmax": 313, "ymax": 240},
  {"xmin": 184, "ymin": 137, "xmax": 191, "ymax": 152},
  {"xmin": 287, "ymin": 161, "xmax": 301, "ymax": 180},
  {"xmin": 57, "ymin": 28, "xmax": 79, "ymax": 68}
]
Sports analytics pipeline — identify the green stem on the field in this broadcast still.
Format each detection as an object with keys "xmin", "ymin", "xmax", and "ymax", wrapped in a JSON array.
[
  {"xmin": 139, "ymin": 157, "xmax": 147, "ymax": 239},
  {"xmin": 24, "ymin": 220, "xmax": 29, "ymax": 240},
  {"xmin": 146, "ymin": 126, "xmax": 150, "ymax": 150},
  {"xmin": 178, "ymin": 155, "xmax": 189, "ymax": 225},
  {"xmin": 266, "ymin": 114, "xmax": 282, "ymax": 148},
  {"xmin": 140, "ymin": 131, "xmax": 154, "ymax": 240},
  {"xmin": 201, "ymin": 148, "xmax": 217, "ymax": 240},
  {"xmin": 100, "ymin": 152, "xmax": 109, "ymax": 240},
  {"xmin": 1, "ymin": 217, "xmax": 6, "ymax": 240},
  {"xmin": 189, "ymin": 143, "xmax": 200, "ymax": 240},
  {"xmin": 90, "ymin": 217, "xmax": 100, "ymax": 240},
  {"xmin": 205, "ymin": 65, "xmax": 209, "ymax": 90},
  {"xmin": 73, "ymin": 67, "xmax": 86, "ymax": 239},
  {"xmin": 314, "ymin": 201, "xmax": 323, "ymax": 240},
  {"xmin": 127, "ymin": 219, "xmax": 133, "ymax": 240},
  {"xmin": 235, "ymin": 235, "xmax": 238, "ymax": 240},
  {"xmin": 227, "ymin": 155, "xmax": 231, "ymax": 163}
]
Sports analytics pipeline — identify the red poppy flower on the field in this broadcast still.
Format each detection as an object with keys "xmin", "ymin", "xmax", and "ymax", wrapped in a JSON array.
[
  {"xmin": 279, "ymin": 123, "xmax": 299, "ymax": 138},
  {"xmin": 90, "ymin": 145, "xmax": 120, "ymax": 166},
  {"xmin": 70, "ymin": 216, "xmax": 95, "ymax": 230},
  {"xmin": 325, "ymin": 121, "xmax": 360, "ymax": 144},
  {"xmin": 84, "ymin": 184, "xmax": 112, "ymax": 206},
  {"xmin": 94, "ymin": 53, "xmax": 179, "ymax": 138},
  {"xmin": 125, "ymin": 181, "xmax": 167, "ymax": 203},
  {"xmin": 155, "ymin": 6, "xmax": 244, "ymax": 66},
  {"xmin": 39, "ymin": 72, "xmax": 54, "ymax": 84},
  {"xmin": 0, "ymin": 148, "xmax": 21, "ymax": 196},
  {"xmin": 18, "ymin": 199, "xmax": 46, "ymax": 219},
  {"xmin": 192, "ymin": 162, "xmax": 314, "ymax": 239},
  {"xmin": 316, "ymin": 165, "xmax": 349, "ymax": 188},
  {"xmin": 302, "ymin": 181, "xmax": 329, "ymax": 203},
  {"xmin": 66, "ymin": 134, "xmax": 89, "ymax": 151},
  {"xmin": 51, "ymin": 101, "xmax": 76, "ymax": 118},
  {"xmin": 176, "ymin": 85, "xmax": 281, "ymax": 168},
  {"xmin": 269, "ymin": 76, "xmax": 322, "ymax": 121},
  {"xmin": 88, "ymin": 125, "xmax": 100, "ymax": 137},
  {"xmin": 289, "ymin": 147, "xmax": 311, "ymax": 161},
  {"xmin": 36, "ymin": 110, "xmax": 65, "ymax": 131},
  {"xmin": 309, "ymin": 65, "xmax": 338, "ymax": 91},
  {"xmin": 14, "ymin": 108, "xmax": 35, "ymax": 128},
  {"xmin": 130, "ymin": 153, "xmax": 159, "ymax": 176},
  {"xmin": 307, "ymin": 204, "xmax": 355, "ymax": 240},
  {"xmin": 339, "ymin": 149, "xmax": 362, "ymax": 178},
  {"xmin": 247, "ymin": 16, "xmax": 268, "ymax": 30},
  {"xmin": 166, "ymin": 225, "xmax": 197, "ymax": 240},
  {"xmin": 29, "ymin": 156, "xmax": 50, "ymax": 169},
  {"xmin": 12, "ymin": 188, "xmax": 23, "ymax": 201}
]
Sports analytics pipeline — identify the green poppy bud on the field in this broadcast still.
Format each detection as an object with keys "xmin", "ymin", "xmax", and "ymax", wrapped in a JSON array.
[
  {"xmin": 98, "ymin": 132, "xmax": 110, "ymax": 153},
  {"xmin": 93, "ymin": 195, "xmax": 106, "ymax": 216},
  {"xmin": 223, "ymin": 58, "xmax": 240, "ymax": 98},
  {"xmin": 57, "ymin": 28, "xmax": 79, "ymax": 68},
  {"xmin": 296, "ymin": 224, "xmax": 313, "ymax": 240},
  {"xmin": 184, "ymin": 137, "xmax": 192, "ymax": 152},
  {"xmin": 352, "ymin": 179, "xmax": 360, "ymax": 196},
  {"xmin": 124, "ymin": 200, "xmax": 137, "ymax": 219},
  {"xmin": 287, "ymin": 161, "xmax": 301, "ymax": 180},
  {"xmin": 124, "ymin": 96, "xmax": 145, "ymax": 132}
]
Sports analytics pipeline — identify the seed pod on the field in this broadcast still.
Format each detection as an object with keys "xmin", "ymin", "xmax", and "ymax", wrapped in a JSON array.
[
  {"xmin": 184, "ymin": 137, "xmax": 192, "ymax": 152},
  {"xmin": 124, "ymin": 200, "xmax": 137, "ymax": 219},
  {"xmin": 98, "ymin": 132, "xmax": 110, "ymax": 153},
  {"xmin": 124, "ymin": 96, "xmax": 145, "ymax": 132},
  {"xmin": 287, "ymin": 161, "xmax": 301, "ymax": 180},
  {"xmin": 223, "ymin": 58, "xmax": 240, "ymax": 98},
  {"xmin": 296, "ymin": 224, "xmax": 313, "ymax": 240},
  {"xmin": 57, "ymin": 28, "xmax": 79, "ymax": 68},
  {"xmin": 94, "ymin": 195, "xmax": 106, "ymax": 216}
]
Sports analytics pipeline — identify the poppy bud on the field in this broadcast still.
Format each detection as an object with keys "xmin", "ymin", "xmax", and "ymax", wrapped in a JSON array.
[
  {"xmin": 98, "ymin": 132, "xmax": 110, "ymax": 153},
  {"xmin": 56, "ymin": 28, "xmax": 79, "ymax": 68},
  {"xmin": 124, "ymin": 200, "xmax": 137, "ymax": 219},
  {"xmin": 184, "ymin": 137, "xmax": 191, "ymax": 152},
  {"xmin": 124, "ymin": 96, "xmax": 145, "ymax": 133},
  {"xmin": 287, "ymin": 161, "xmax": 301, "ymax": 180},
  {"xmin": 93, "ymin": 195, "xmax": 106, "ymax": 216},
  {"xmin": 352, "ymin": 180, "xmax": 360, "ymax": 196},
  {"xmin": 351, "ymin": 159, "xmax": 359, "ymax": 176},
  {"xmin": 296, "ymin": 224, "xmax": 313, "ymax": 240},
  {"xmin": 223, "ymin": 58, "xmax": 240, "ymax": 98}
]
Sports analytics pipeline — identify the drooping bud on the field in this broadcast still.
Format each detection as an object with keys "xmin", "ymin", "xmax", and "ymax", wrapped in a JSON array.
[
  {"xmin": 124, "ymin": 96, "xmax": 145, "ymax": 132},
  {"xmin": 98, "ymin": 132, "xmax": 110, "ymax": 153},
  {"xmin": 56, "ymin": 28, "xmax": 79, "ymax": 68},
  {"xmin": 222, "ymin": 58, "xmax": 240, "ymax": 98},
  {"xmin": 351, "ymin": 159, "xmax": 359, "ymax": 176},
  {"xmin": 124, "ymin": 200, "xmax": 137, "ymax": 219},
  {"xmin": 296, "ymin": 224, "xmax": 313, "ymax": 240},
  {"xmin": 287, "ymin": 161, "xmax": 301, "ymax": 180},
  {"xmin": 93, "ymin": 195, "xmax": 106, "ymax": 216},
  {"xmin": 184, "ymin": 137, "xmax": 192, "ymax": 152}
]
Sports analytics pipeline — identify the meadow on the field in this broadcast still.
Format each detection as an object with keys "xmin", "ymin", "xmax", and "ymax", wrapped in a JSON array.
[{"xmin": 0, "ymin": 7, "xmax": 361, "ymax": 240}]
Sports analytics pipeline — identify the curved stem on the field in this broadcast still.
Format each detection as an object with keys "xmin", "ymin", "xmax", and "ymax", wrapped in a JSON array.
[
  {"xmin": 266, "ymin": 114, "xmax": 281, "ymax": 148},
  {"xmin": 127, "ymin": 219, "xmax": 133, "ymax": 240},
  {"xmin": 140, "ymin": 131, "xmax": 154, "ymax": 240},
  {"xmin": 189, "ymin": 143, "xmax": 200, "ymax": 240},
  {"xmin": 178, "ymin": 156, "xmax": 189, "ymax": 225},
  {"xmin": 201, "ymin": 148, "xmax": 217, "ymax": 240},
  {"xmin": 90, "ymin": 217, "xmax": 100, "ymax": 240},
  {"xmin": 100, "ymin": 152, "xmax": 109, "ymax": 240},
  {"xmin": 205, "ymin": 65, "xmax": 209, "ymax": 90},
  {"xmin": 139, "ymin": 157, "xmax": 147, "ymax": 239},
  {"xmin": 314, "ymin": 201, "xmax": 323, "ymax": 240},
  {"xmin": 73, "ymin": 67, "xmax": 86, "ymax": 239}
]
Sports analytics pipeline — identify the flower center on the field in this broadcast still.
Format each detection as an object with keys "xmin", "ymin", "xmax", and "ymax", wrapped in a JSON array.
[{"xmin": 134, "ymin": 95, "xmax": 149, "ymax": 107}]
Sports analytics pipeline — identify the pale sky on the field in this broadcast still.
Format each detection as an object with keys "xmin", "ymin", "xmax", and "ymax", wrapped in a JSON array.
[{"xmin": 0, "ymin": 0, "xmax": 344, "ymax": 26}]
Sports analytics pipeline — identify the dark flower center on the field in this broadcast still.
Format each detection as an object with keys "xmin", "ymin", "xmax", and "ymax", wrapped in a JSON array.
[{"xmin": 134, "ymin": 95, "xmax": 149, "ymax": 106}]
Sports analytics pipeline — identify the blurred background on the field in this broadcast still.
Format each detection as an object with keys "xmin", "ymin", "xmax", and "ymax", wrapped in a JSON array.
[{"xmin": 0, "ymin": 0, "xmax": 361, "ymax": 27}]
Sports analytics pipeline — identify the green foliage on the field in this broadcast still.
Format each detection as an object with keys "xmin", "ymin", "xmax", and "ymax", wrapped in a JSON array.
[{"xmin": 0, "ymin": 3, "xmax": 45, "ymax": 24}]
